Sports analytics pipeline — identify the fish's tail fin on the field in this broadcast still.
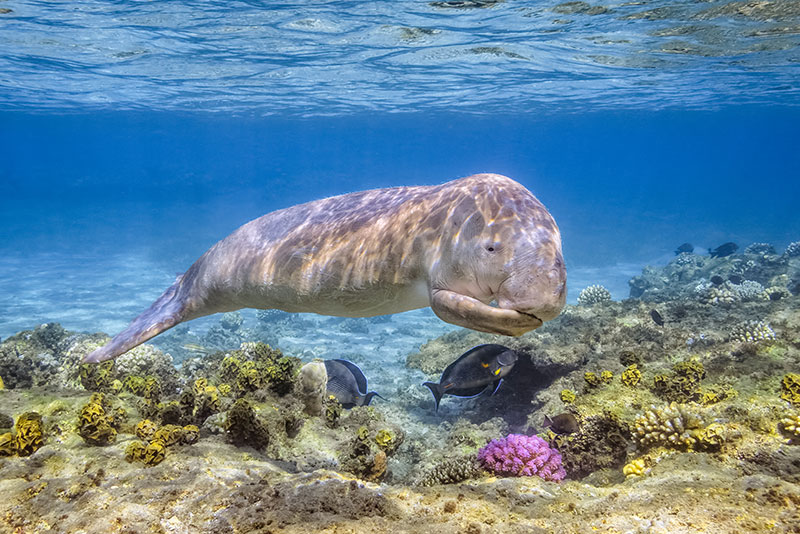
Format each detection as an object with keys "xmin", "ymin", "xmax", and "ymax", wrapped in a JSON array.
[
  {"xmin": 361, "ymin": 391, "xmax": 384, "ymax": 406},
  {"xmin": 83, "ymin": 278, "xmax": 189, "ymax": 363},
  {"xmin": 542, "ymin": 414, "xmax": 553, "ymax": 429},
  {"xmin": 422, "ymin": 382, "xmax": 443, "ymax": 412}
]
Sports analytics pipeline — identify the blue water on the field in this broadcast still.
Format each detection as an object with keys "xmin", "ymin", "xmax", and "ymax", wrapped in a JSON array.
[{"xmin": 1, "ymin": 0, "xmax": 799, "ymax": 340}]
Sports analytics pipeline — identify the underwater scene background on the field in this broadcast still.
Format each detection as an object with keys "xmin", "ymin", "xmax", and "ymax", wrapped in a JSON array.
[{"xmin": 2, "ymin": 0, "xmax": 800, "ymax": 533}]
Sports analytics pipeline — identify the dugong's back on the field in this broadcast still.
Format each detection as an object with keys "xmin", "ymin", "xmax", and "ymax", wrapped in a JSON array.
[
  {"xmin": 184, "ymin": 181, "xmax": 447, "ymax": 315},
  {"xmin": 84, "ymin": 173, "xmax": 565, "ymax": 363}
]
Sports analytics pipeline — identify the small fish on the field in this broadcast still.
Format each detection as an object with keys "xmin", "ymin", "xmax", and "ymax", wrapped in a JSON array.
[
  {"xmin": 710, "ymin": 275, "xmax": 725, "ymax": 286},
  {"xmin": 650, "ymin": 309, "xmax": 664, "ymax": 326},
  {"xmin": 543, "ymin": 413, "xmax": 580, "ymax": 435},
  {"xmin": 324, "ymin": 359, "xmax": 381, "ymax": 409},
  {"xmin": 423, "ymin": 344, "xmax": 518, "ymax": 412},
  {"xmin": 675, "ymin": 243, "xmax": 694, "ymax": 255},
  {"xmin": 709, "ymin": 242, "xmax": 738, "ymax": 258},
  {"xmin": 182, "ymin": 343, "xmax": 212, "ymax": 355},
  {"xmin": 728, "ymin": 274, "xmax": 743, "ymax": 285}
]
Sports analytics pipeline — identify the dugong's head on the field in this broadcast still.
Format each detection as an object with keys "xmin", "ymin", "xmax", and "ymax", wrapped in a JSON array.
[{"xmin": 431, "ymin": 174, "xmax": 566, "ymax": 335}]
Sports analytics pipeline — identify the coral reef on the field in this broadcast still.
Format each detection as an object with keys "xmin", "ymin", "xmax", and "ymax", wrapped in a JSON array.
[
  {"xmin": 745, "ymin": 243, "xmax": 776, "ymax": 255},
  {"xmin": 477, "ymin": 434, "xmax": 566, "ymax": 481},
  {"xmin": 577, "ymin": 284, "xmax": 612, "ymax": 305},
  {"xmin": 215, "ymin": 342, "xmax": 300, "ymax": 396},
  {"xmin": 13, "ymin": 412, "xmax": 43, "ymax": 456},
  {"xmin": 651, "ymin": 360, "xmax": 706, "ymax": 403},
  {"xmin": 559, "ymin": 389, "xmax": 576, "ymax": 403},
  {"xmin": 417, "ymin": 456, "xmax": 482, "ymax": 486},
  {"xmin": 224, "ymin": 399, "xmax": 270, "ymax": 449},
  {"xmin": 549, "ymin": 413, "xmax": 629, "ymax": 479},
  {"xmin": 135, "ymin": 419, "xmax": 158, "ymax": 441},
  {"xmin": 621, "ymin": 364, "xmax": 642, "ymax": 387},
  {"xmin": 781, "ymin": 374, "xmax": 800, "ymax": 405},
  {"xmin": 632, "ymin": 403, "xmax": 725, "ymax": 451},
  {"xmin": 0, "ymin": 432, "xmax": 15, "ymax": 456},
  {"xmin": 729, "ymin": 320, "xmax": 776, "ymax": 343},
  {"xmin": 77, "ymin": 393, "xmax": 119, "ymax": 446},
  {"xmin": 622, "ymin": 456, "xmax": 652, "ymax": 478},
  {"xmin": 780, "ymin": 414, "xmax": 800, "ymax": 439},
  {"xmin": 298, "ymin": 360, "xmax": 327, "ymax": 416},
  {"xmin": 784, "ymin": 241, "xmax": 800, "ymax": 257}
]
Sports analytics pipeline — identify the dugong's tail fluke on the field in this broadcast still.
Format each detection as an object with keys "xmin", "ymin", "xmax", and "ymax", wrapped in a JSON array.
[{"xmin": 83, "ymin": 280, "xmax": 188, "ymax": 363}]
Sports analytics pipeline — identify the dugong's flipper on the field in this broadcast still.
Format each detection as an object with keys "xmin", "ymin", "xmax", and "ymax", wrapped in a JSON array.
[{"xmin": 84, "ymin": 279, "xmax": 187, "ymax": 363}]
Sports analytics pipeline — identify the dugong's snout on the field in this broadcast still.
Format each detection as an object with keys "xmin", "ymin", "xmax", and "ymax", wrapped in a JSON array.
[{"xmin": 497, "ymin": 261, "xmax": 567, "ymax": 326}]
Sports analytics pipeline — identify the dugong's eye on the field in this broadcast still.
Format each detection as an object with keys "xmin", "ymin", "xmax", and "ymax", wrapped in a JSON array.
[{"xmin": 486, "ymin": 247, "xmax": 495, "ymax": 252}]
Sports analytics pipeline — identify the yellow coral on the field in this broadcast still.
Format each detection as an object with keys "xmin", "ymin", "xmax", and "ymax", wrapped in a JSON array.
[
  {"xmin": 780, "ymin": 414, "xmax": 800, "ymax": 437},
  {"xmin": 0, "ymin": 375, "xmax": 4, "ymax": 390},
  {"xmin": 621, "ymin": 365, "xmax": 642, "ymax": 387},
  {"xmin": 143, "ymin": 441, "xmax": 166, "ymax": 466},
  {"xmin": 123, "ymin": 375, "xmax": 146, "ymax": 396},
  {"xmin": 584, "ymin": 372, "xmax": 600, "ymax": 387},
  {"xmin": 696, "ymin": 423, "xmax": 726, "ymax": 448},
  {"xmin": 218, "ymin": 383, "xmax": 232, "ymax": 396},
  {"xmin": 374, "ymin": 429, "xmax": 394, "ymax": 449},
  {"xmin": 151, "ymin": 425, "xmax": 184, "ymax": 447},
  {"xmin": 0, "ymin": 432, "xmax": 16, "ymax": 456},
  {"xmin": 78, "ymin": 395, "xmax": 117, "ymax": 446},
  {"xmin": 125, "ymin": 441, "xmax": 147, "ymax": 462},
  {"xmin": 135, "ymin": 419, "xmax": 158, "ymax": 441},
  {"xmin": 182, "ymin": 425, "xmax": 200, "ymax": 444},
  {"xmin": 600, "ymin": 370, "xmax": 613, "ymax": 383},
  {"xmin": 781, "ymin": 374, "xmax": 800, "ymax": 405},
  {"xmin": 193, "ymin": 378, "xmax": 208, "ymax": 395},
  {"xmin": 14, "ymin": 412, "xmax": 43, "ymax": 456},
  {"xmin": 623, "ymin": 457, "xmax": 650, "ymax": 478},
  {"xmin": 560, "ymin": 389, "xmax": 576, "ymax": 404}
]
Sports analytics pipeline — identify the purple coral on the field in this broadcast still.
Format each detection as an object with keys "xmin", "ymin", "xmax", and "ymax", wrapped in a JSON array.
[{"xmin": 477, "ymin": 434, "xmax": 566, "ymax": 482}]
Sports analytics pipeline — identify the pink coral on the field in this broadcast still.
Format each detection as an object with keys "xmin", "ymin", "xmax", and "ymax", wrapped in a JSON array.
[{"xmin": 477, "ymin": 433, "xmax": 566, "ymax": 481}]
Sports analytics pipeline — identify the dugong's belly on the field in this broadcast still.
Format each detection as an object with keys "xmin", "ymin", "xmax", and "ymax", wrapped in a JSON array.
[{"xmin": 232, "ymin": 278, "xmax": 432, "ymax": 318}]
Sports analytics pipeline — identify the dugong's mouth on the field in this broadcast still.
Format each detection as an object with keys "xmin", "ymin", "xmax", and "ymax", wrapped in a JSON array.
[{"xmin": 516, "ymin": 310, "xmax": 543, "ymax": 323}]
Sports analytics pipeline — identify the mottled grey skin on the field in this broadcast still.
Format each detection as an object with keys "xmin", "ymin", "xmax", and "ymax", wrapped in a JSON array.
[{"xmin": 84, "ymin": 173, "xmax": 566, "ymax": 363}]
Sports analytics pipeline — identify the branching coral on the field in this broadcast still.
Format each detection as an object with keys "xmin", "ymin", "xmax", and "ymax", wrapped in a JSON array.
[
  {"xmin": 632, "ymin": 403, "xmax": 724, "ymax": 451},
  {"xmin": 730, "ymin": 320, "xmax": 776, "ymax": 344},
  {"xmin": 577, "ymin": 285, "xmax": 612, "ymax": 305},
  {"xmin": 477, "ymin": 434, "xmax": 566, "ymax": 481}
]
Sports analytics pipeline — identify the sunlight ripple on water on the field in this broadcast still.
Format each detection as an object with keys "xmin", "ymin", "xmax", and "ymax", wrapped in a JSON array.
[{"xmin": 1, "ymin": 0, "xmax": 799, "ymax": 114}]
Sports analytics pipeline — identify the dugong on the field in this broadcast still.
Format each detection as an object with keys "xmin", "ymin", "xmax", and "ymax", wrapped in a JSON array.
[{"xmin": 84, "ymin": 173, "xmax": 566, "ymax": 363}]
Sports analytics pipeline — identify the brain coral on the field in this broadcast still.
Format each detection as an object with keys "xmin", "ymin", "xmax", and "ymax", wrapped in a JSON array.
[{"xmin": 477, "ymin": 434, "xmax": 566, "ymax": 481}]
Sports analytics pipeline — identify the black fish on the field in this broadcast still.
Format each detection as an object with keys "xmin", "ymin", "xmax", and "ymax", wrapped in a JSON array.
[
  {"xmin": 650, "ymin": 309, "xmax": 664, "ymax": 326},
  {"xmin": 324, "ymin": 359, "xmax": 381, "ymax": 409},
  {"xmin": 423, "ymin": 344, "xmax": 518, "ymax": 412},
  {"xmin": 710, "ymin": 275, "xmax": 725, "ymax": 286},
  {"xmin": 675, "ymin": 243, "xmax": 694, "ymax": 255},
  {"xmin": 728, "ymin": 274, "xmax": 743, "ymax": 285},
  {"xmin": 543, "ymin": 413, "xmax": 580, "ymax": 435},
  {"xmin": 709, "ymin": 242, "xmax": 738, "ymax": 258}
]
